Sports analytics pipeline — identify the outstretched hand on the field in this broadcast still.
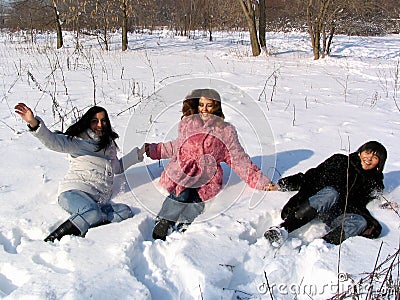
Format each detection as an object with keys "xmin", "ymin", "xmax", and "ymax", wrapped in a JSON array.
[
  {"xmin": 380, "ymin": 201, "xmax": 399, "ymax": 210},
  {"xmin": 265, "ymin": 183, "xmax": 280, "ymax": 191},
  {"xmin": 137, "ymin": 143, "xmax": 147, "ymax": 158},
  {"xmin": 14, "ymin": 103, "xmax": 39, "ymax": 128},
  {"xmin": 144, "ymin": 143, "xmax": 150, "ymax": 156}
]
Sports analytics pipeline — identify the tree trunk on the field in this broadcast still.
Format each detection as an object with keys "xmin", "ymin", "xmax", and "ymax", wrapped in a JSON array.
[
  {"xmin": 51, "ymin": 0, "xmax": 63, "ymax": 49},
  {"xmin": 307, "ymin": 0, "xmax": 332, "ymax": 60},
  {"xmin": 259, "ymin": 0, "xmax": 266, "ymax": 49},
  {"xmin": 75, "ymin": 15, "xmax": 80, "ymax": 50},
  {"xmin": 307, "ymin": 2, "xmax": 319, "ymax": 60},
  {"xmin": 238, "ymin": 0, "xmax": 260, "ymax": 56},
  {"xmin": 184, "ymin": 14, "xmax": 188, "ymax": 36},
  {"xmin": 324, "ymin": 8, "xmax": 340, "ymax": 57},
  {"xmin": 312, "ymin": 28, "xmax": 320, "ymax": 60},
  {"xmin": 121, "ymin": 0, "xmax": 128, "ymax": 51},
  {"xmin": 321, "ymin": 23, "xmax": 326, "ymax": 58},
  {"xmin": 29, "ymin": 12, "xmax": 34, "ymax": 44},
  {"xmin": 326, "ymin": 24, "xmax": 335, "ymax": 55},
  {"xmin": 103, "ymin": 26, "xmax": 109, "ymax": 51},
  {"xmin": 208, "ymin": 3, "xmax": 213, "ymax": 41}
]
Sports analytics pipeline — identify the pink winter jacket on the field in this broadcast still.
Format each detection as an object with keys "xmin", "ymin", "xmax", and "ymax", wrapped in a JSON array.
[{"xmin": 147, "ymin": 114, "xmax": 271, "ymax": 201}]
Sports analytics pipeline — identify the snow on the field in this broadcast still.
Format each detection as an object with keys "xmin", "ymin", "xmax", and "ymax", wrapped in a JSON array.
[{"xmin": 0, "ymin": 30, "xmax": 399, "ymax": 299}]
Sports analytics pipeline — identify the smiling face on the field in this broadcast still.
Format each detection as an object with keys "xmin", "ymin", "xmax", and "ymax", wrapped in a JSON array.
[
  {"xmin": 198, "ymin": 97, "xmax": 216, "ymax": 122},
  {"xmin": 359, "ymin": 150, "xmax": 380, "ymax": 170},
  {"xmin": 90, "ymin": 111, "xmax": 107, "ymax": 136}
]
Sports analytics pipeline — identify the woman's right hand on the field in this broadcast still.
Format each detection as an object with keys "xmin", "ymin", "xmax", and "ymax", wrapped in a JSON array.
[
  {"xmin": 144, "ymin": 143, "xmax": 150, "ymax": 156},
  {"xmin": 137, "ymin": 143, "xmax": 147, "ymax": 158},
  {"xmin": 265, "ymin": 183, "xmax": 280, "ymax": 191},
  {"xmin": 14, "ymin": 103, "xmax": 39, "ymax": 128}
]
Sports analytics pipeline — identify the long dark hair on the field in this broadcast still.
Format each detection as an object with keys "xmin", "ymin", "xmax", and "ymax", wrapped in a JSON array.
[
  {"xmin": 182, "ymin": 88, "xmax": 225, "ymax": 120},
  {"xmin": 357, "ymin": 141, "xmax": 387, "ymax": 172},
  {"xmin": 64, "ymin": 106, "xmax": 119, "ymax": 152},
  {"xmin": 181, "ymin": 99, "xmax": 199, "ymax": 118},
  {"xmin": 209, "ymin": 100, "xmax": 225, "ymax": 119}
]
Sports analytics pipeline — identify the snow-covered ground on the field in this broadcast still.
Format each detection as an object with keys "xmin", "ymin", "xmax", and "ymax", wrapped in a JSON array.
[{"xmin": 0, "ymin": 30, "xmax": 399, "ymax": 299}]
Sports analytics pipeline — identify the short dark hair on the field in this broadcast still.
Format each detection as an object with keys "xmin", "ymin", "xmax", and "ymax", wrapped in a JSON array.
[{"xmin": 357, "ymin": 141, "xmax": 387, "ymax": 172}]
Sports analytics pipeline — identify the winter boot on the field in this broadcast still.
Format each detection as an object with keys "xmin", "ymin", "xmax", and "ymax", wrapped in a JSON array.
[
  {"xmin": 281, "ymin": 201, "xmax": 318, "ymax": 233},
  {"xmin": 294, "ymin": 200, "xmax": 318, "ymax": 221},
  {"xmin": 152, "ymin": 219, "xmax": 172, "ymax": 241},
  {"xmin": 44, "ymin": 219, "xmax": 81, "ymax": 242},
  {"xmin": 323, "ymin": 226, "xmax": 344, "ymax": 245},
  {"xmin": 175, "ymin": 222, "xmax": 191, "ymax": 233},
  {"xmin": 264, "ymin": 226, "xmax": 288, "ymax": 248}
]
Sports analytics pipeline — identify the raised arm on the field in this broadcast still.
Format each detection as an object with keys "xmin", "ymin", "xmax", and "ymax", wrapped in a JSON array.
[
  {"xmin": 15, "ymin": 103, "xmax": 80, "ymax": 154},
  {"xmin": 15, "ymin": 103, "xmax": 40, "ymax": 130}
]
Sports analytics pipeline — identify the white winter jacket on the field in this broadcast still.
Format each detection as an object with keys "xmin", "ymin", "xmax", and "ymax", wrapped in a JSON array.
[{"xmin": 32, "ymin": 117, "xmax": 143, "ymax": 203}]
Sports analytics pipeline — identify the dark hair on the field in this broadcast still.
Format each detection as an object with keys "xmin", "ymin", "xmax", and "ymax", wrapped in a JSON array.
[
  {"xmin": 184, "ymin": 88, "xmax": 225, "ymax": 120},
  {"xmin": 64, "ymin": 106, "xmax": 119, "ymax": 152},
  {"xmin": 182, "ymin": 99, "xmax": 199, "ymax": 118},
  {"xmin": 182, "ymin": 98, "xmax": 225, "ymax": 120},
  {"xmin": 357, "ymin": 141, "xmax": 387, "ymax": 172},
  {"xmin": 209, "ymin": 100, "xmax": 225, "ymax": 119}
]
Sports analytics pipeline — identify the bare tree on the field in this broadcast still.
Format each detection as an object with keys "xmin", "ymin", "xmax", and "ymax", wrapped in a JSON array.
[
  {"xmin": 8, "ymin": 0, "xmax": 55, "ymax": 40},
  {"xmin": 120, "ymin": 0, "xmax": 128, "ymax": 51},
  {"xmin": 203, "ymin": 0, "xmax": 214, "ymax": 41},
  {"xmin": 237, "ymin": 0, "xmax": 260, "ymax": 56},
  {"xmin": 307, "ymin": 0, "xmax": 329, "ymax": 60},
  {"xmin": 215, "ymin": 0, "xmax": 244, "ymax": 30},
  {"xmin": 259, "ymin": 0, "xmax": 266, "ymax": 50},
  {"xmin": 60, "ymin": 0, "xmax": 90, "ymax": 49},
  {"xmin": 51, "ymin": 0, "xmax": 63, "ymax": 49},
  {"xmin": 306, "ymin": 0, "xmax": 396, "ymax": 59},
  {"xmin": 91, "ymin": 0, "xmax": 115, "ymax": 51}
]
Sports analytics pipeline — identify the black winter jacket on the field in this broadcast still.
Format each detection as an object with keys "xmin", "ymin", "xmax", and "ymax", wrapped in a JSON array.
[{"xmin": 278, "ymin": 152, "xmax": 384, "ymax": 239}]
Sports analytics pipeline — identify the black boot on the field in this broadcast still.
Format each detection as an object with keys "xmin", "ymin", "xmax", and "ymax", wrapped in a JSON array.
[
  {"xmin": 280, "ymin": 201, "xmax": 317, "ymax": 233},
  {"xmin": 44, "ymin": 220, "xmax": 81, "ymax": 242},
  {"xmin": 323, "ymin": 226, "xmax": 344, "ymax": 245},
  {"xmin": 152, "ymin": 219, "xmax": 172, "ymax": 241},
  {"xmin": 294, "ymin": 201, "xmax": 318, "ymax": 220}
]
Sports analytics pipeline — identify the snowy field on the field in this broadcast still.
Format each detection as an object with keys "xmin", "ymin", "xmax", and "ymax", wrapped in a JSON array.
[{"xmin": 0, "ymin": 30, "xmax": 399, "ymax": 299}]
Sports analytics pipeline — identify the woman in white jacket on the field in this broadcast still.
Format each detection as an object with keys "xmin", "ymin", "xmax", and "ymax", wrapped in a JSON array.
[{"xmin": 15, "ymin": 103, "xmax": 144, "ymax": 242}]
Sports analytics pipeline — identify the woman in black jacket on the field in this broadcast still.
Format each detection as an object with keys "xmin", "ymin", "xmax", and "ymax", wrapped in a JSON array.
[{"xmin": 265, "ymin": 141, "xmax": 387, "ymax": 246}]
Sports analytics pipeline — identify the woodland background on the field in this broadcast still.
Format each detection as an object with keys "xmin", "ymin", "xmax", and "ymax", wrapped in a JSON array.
[{"xmin": 0, "ymin": 0, "xmax": 399, "ymax": 58}]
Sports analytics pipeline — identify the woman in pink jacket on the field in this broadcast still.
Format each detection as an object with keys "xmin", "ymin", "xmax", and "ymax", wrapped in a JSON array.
[{"xmin": 146, "ymin": 89, "xmax": 276, "ymax": 240}]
